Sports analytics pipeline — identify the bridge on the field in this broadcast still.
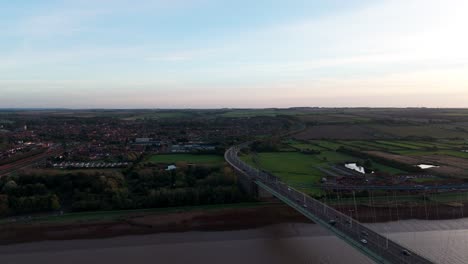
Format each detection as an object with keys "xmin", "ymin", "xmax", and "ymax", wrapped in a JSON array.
[{"xmin": 225, "ymin": 144, "xmax": 434, "ymax": 264}]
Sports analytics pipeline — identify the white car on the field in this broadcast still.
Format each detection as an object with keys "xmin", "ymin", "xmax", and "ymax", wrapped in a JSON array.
[{"xmin": 360, "ymin": 239, "xmax": 368, "ymax": 244}]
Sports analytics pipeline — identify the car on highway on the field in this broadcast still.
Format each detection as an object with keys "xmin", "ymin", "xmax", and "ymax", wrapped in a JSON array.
[
  {"xmin": 360, "ymin": 239, "xmax": 368, "ymax": 244},
  {"xmin": 361, "ymin": 231, "xmax": 369, "ymax": 237},
  {"xmin": 402, "ymin": 250, "xmax": 411, "ymax": 256},
  {"xmin": 328, "ymin": 219, "xmax": 337, "ymax": 226}
]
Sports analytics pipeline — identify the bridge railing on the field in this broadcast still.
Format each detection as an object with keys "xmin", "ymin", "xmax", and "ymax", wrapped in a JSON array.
[{"xmin": 226, "ymin": 146, "xmax": 434, "ymax": 264}]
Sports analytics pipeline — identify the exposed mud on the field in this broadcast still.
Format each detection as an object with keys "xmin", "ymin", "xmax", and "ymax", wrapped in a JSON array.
[{"xmin": 2, "ymin": 201, "xmax": 468, "ymax": 245}]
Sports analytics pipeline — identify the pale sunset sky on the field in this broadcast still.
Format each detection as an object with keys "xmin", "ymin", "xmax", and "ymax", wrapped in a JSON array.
[{"xmin": 1, "ymin": 0, "xmax": 467, "ymax": 108}]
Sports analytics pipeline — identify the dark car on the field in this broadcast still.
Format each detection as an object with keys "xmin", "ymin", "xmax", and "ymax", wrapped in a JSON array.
[{"xmin": 402, "ymin": 250, "xmax": 411, "ymax": 256}]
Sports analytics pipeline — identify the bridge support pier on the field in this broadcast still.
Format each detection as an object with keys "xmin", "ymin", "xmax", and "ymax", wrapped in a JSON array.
[{"xmin": 234, "ymin": 169, "xmax": 273, "ymax": 199}]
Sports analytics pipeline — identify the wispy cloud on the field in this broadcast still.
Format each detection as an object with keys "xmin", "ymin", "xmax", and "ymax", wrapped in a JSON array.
[{"xmin": 1, "ymin": 0, "xmax": 468, "ymax": 108}]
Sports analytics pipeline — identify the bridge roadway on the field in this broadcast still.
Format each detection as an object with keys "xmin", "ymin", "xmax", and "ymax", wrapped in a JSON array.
[{"xmin": 225, "ymin": 145, "xmax": 434, "ymax": 264}]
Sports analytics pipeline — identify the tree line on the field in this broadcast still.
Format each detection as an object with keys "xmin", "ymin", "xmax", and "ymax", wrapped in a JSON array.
[{"xmin": 0, "ymin": 164, "xmax": 251, "ymax": 217}]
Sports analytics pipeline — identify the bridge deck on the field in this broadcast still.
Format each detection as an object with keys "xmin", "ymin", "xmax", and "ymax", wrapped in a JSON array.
[{"xmin": 225, "ymin": 145, "xmax": 434, "ymax": 264}]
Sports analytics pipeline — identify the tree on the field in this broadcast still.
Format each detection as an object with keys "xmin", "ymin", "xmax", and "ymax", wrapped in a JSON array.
[
  {"xmin": 49, "ymin": 194, "xmax": 61, "ymax": 210},
  {"xmin": 2, "ymin": 180, "xmax": 18, "ymax": 195},
  {"xmin": 0, "ymin": 195, "xmax": 9, "ymax": 216},
  {"xmin": 364, "ymin": 159, "xmax": 373, "ymax": 169}
]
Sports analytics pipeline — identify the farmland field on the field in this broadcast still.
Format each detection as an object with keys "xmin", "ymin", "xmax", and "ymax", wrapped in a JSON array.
[
  {"xmin": 369, "ymin": 125, "xmax": 468, "ymax": 139},
  {"xmin": 146, "ymin": 154, "xmax": 224, "ymax": 166},
  {"xmin": 393, "ymin": 149, "xmax": 468, "ymax": 159},
  {"xmin": 240, "ymin": 148, "xmax": 407, "ymax": 195},
  {"xmin": 294, "ymin": 125, "xmax": 376, "ymax": 140},
  {"xmin": 286, "ymin": 140, "xmax": 325, "ymax": 151},
  {"xmin": 220, "ymin": 108, "xmax": 307, "ymax": 118},
  {"xmin": 310, "ymin": 140, "xmax": 343, "ymax": 151},
  {"xmin": 121, "ymin": 111, "xmax": 195, "ymax": 120},
  {"xmin": 375, "ymin": 141, "xmax": 423, "ymax": 150},
  {"xmin": 240, "ymin": 152, "xmax": 326, "ymax": 195}
]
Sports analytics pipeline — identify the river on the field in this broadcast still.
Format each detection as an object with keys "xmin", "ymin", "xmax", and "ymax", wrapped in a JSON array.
[{"xmin": 1, "ymin": 218, "xmax": 468, "ymax": 264}]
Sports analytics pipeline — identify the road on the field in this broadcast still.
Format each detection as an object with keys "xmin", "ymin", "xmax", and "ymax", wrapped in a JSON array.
[{"xmin": 225, "ymin": 144, "xmax": 434, "ymax": 264}]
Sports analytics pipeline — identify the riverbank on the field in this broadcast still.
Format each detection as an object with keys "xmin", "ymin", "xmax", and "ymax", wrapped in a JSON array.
[
  {"xmin": 2, "ymin": 199, "xmax": 468, "ymax": 245},
  {"xmin": 0, "ymin": 202, "xmax": 308, "ymax": 245}
]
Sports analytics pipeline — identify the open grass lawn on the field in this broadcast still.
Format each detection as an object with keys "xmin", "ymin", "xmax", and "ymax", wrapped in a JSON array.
[
  {"xmin": 146, "ymin": 154, "xmax": 224, "ymax": 166},
  {"xmin": 241, "ymin": 152, "xmax": 325, "ymax": 195}
]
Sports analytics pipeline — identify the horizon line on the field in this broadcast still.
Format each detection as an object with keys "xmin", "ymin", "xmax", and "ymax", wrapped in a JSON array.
[{"xmin": 1, "ymin": 107, "xmax": 468, "ymax": 111}]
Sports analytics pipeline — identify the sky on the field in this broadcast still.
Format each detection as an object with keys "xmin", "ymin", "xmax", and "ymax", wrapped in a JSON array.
[{"xmin": 1, "ymin": 0, "xmax": 468, "ymax": 108}]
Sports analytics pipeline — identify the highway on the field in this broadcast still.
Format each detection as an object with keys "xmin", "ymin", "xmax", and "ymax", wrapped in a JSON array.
[{"xmin": 225, "ymin": 144, "xmax": 434, "ymax": 264}]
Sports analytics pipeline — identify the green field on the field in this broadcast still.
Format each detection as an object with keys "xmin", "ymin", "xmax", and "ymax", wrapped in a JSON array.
[
  {"xmin": 393, "ymin": 149, "xmax": 468, "ymax": 159},
  {"xmin": 376, "ymin": 141, "xmax": 422, "ymax": 150},
  {"xmin": 370, "ymin": 125, "xmax": 468, "ymax": 139},
  {"xmin": 310, "ymin": 140, "xmax": 343, "ymax": 151},
  {"xmin": 146, "ymin": 154, "xmax": 224, "ymax": 166},
  {"xmin": 334, "ymin": 140, "xmax": 468, "ymax": 161},
  {"xmin": 240, "ymin": 151, "xmax": 367, "ymax": 195},
  {"xmin": 370, "ymin": 163, "xmax": 406, "ymax": 174},
  {"xmin": 286, "ymin": 140, "xmax": 325, "ymax": 151},
  {"xmin": 241, "ymin": 152, "xmax": 325, "ymax": 195},
  {"xmin": 241, "ymin": 146, "xmax": 411, "ymax": 195}
]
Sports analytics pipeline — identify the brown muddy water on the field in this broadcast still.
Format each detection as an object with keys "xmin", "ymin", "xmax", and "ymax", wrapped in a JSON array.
[{"xmin": 1, "ymin": 219, "xmax": 468, "ymax": 264}]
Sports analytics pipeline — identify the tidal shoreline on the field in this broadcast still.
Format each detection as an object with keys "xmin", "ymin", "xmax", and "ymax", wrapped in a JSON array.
[{"xmin": 1, "ymin": 201, "xmax": 467, "ymax": 245}]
